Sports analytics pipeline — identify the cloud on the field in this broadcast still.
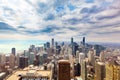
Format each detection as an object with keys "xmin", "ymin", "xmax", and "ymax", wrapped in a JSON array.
[
  {"xmin": 85, "ymin": 0, "xmax": 94, "ymax": 3},
  {"xmin": 44, "ymin": 14, "xmax": 55, "ymax": 21},
  {"xmin": 0, "ymin": 22, "xmax": 16, "ymax": 31},
  {"xmin": 80, "ymin": 5, "xmax": 104, "ymax": 14}
]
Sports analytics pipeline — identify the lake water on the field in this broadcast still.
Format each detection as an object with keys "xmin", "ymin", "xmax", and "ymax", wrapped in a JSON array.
[{"xmin": 0, "ymin": 40, "xmax": 46, "ymax": 54}]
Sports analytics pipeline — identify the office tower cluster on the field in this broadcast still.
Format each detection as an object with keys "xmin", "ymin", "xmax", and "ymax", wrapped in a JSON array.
[{"xmin": 0, "ymin": 37, "xmax": 120, "ymax": 80}]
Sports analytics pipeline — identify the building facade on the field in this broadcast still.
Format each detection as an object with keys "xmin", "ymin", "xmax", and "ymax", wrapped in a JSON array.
[{"xmin": 58, "ymin": 60, "xmax": 70, "ymax": 80}]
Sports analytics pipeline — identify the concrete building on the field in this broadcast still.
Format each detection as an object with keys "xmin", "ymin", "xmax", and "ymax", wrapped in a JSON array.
[
  {"xmin": 76, "ymin": 50, "xmax": 79, "ymax": 58},
  {"xmin": 39, "ymin": 53, "xmax": 44, "ymax": 65},
  {"xmin": 0, "ymin": 72, "xmax": 6, "ymax": 80},
  {"xmin": 79, "ymin": 53, "xmax": 85, "ymax": 64},
  {"xmin": 19, "ymin": 56, "xmax": 28, "ymax": 68},
  {"xmin": 88, "ymin": 50, "xmax": 95, "ymax": 67},
  {"xmin": 0, "ymin": 54, "xmax": 6, "ymax": 65},
  {"xmin": 58, "ymin": 60, "xmax": 70, "ymax": 80},
  {"xmin": 51, "ymin": 38, "xmax": 54, "ymax": 47},
  {"xmin": 74, "ymin": 62, "xmax": 81, "ymax": 76},
  {"xmin": 16, "ymin": 53, "xmax": 20, "ymax": 67},
  {"xmin": 5, "ymin": 66, "xmax": 52, "ymax": 80},
  {"xmin": 24, "ymin": 50, "xmax": 30, "ymax": 58},
  {"xmin": 11, "ymin": 48, "xmax": 16, "ymax": 56},
  {"xmin": 81, "ymin": 60, "xmax": 87, "ymax": 80},
  {"xmin": 9, "ymin": 54, "xmax": 15, "ymax": 69},
  {"xmin": 106, "ymin": 61, "xmax": 120, "ymax": 80},
  {"xmin": 100, "ymin": 51, "xmax": 105, "ymax": 62},
  {"xmin": 69, "ymin": 54, "xmax": 75, "ymax": 78},
  {"xmin": 95, "ymin": 62, "xmax": 105, "ymax": 80}
]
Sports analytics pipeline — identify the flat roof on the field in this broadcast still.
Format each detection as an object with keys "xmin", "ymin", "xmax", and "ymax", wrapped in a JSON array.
[
  {"xmin": 5, "ymin": 70, "xmax": 52, "ymax": 80},
  {"xmin": 75, "ymin": 76, "xmax": 83, "ymax": 80},
  {"xmin": 58, "ymin": 60, "xmax": 70, "ymax": 64},
  {"xmin": 0, "ymin": 72, "xmax": 6, "ymax": 77},
  {"xmin": 98, "ymin": 62, "xmax": 105, "ymax": 65}
]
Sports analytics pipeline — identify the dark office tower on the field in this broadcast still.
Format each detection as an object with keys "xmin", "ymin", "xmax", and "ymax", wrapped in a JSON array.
[
  {"xmin": 55, "ymin": 45, "xmax": 61, "ymax": 55},
  {"xmin": 11, "ymin": 48, "xmax": 16, "ymax": 55},
  {"xmin": 83, "ymin": 37, "xmax": 85, "ymax": 46},
  {"xmin": 51, "ymin": 38, "xmax": 54, "ymax": 47},
  {"xmin": 55, "ymin": 42, "xmax": 58, "ymax": 48},
  {"xmin": 35, "ymin": 54, "xmax": 40, "ymax": 66},
  {"xmin": 44, "ymin": 42, "xmax": 50, "ymax": 50},
  {"xmin": 19, "ymin": 56, "xmax": 28, "ymax": 68},
  {"xmin": 82, "ymin": 37, "xmax": 86, "ymax": 55},
  {"xmin": 71, "ymin": 37, "xmax": 74, "ymax": 55},
  {"xmin": 58, "ymin": 60, "xmax": 70, "ymax": 80},
  {"xmin": 74, "ymin": 63, "xmax": 81, "ymax": 76},
  {"xmin": 73, "ymin": 43, "xmax": 79, "ymax": 56},
  {"xmin": 71, "ymin": 37, "xmax": 73, "ymax": 44},
  {"xmin": 34, "ymin": 58, "xmax": 39, "ymax": 66},
  {"xmin": 46, "ymin": 42, "xmax": 50, "ymax": 48},
  {"xmin": 44, "ymin": 43, "xmax": 47, "ymax": 50},
  {"xmin": 30, "ymin": 45, "xmax": 35, "ymax": 49},
  {"xmin": 61, "ymin": 42, "xmax": 64, "ymax": 46}
]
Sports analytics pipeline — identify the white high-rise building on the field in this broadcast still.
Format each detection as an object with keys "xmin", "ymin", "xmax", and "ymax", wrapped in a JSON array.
[
  {"xmin": 79, "ymin": 53, "xmax": 85, "ymax": 64},
  {"xmin": 16, "ymin": 53, "xmax": 20, "ymax": 67},
  {"xmin": 95, "ymin": 62, "xmax": 105, "ymax": 80},
  {"xmin": 88, "ymin": 50, "xmax": 95, "ymax": 67},
  {"xmin": 81, "ymin": 60, "xmax": 87, "ymax": 80},
  {"xmin": 9, "ymin": 54, "xmax": 15, "ymax": 69},
  {"xmin": 100, "ymin": 51, "xmax": 105, "ymax": 62},
  {"xmin": 1, "ymin": 54, "xmax": 6, "ymax": 65},
  {"xmin": 76, "ymin": 50, "xmax": 79, "ymax": 58}
]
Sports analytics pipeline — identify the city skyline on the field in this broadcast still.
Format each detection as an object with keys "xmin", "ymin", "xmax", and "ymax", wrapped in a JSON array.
[{"xmin": 0, "ymin": 0, "xmax": 120, "ymax": 43}]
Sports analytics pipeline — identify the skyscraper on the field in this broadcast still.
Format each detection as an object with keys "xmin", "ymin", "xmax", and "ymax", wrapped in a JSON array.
[
  {"xmin": 52, "ymin": 38, "xmax": 54, "ymax": 47},
  {"xmin": 44, "ymin": 42, "xmax": 50, "ymax": 50},
  {"xmin": 39, "ymin": 53, "xmax": 44, "ymax": 65},
  {"xmin": 71, "ymin": 37, "xmax": 74, "ymax": 55},
  {"xmin": 83, "ymin": 37, "xmax": 85, "ymax": 46},
  {"xmin": 81, "ymin": 60, "xmax": 87, "ymax": 80},
  {"xmin": 88, "ymin": 50, "xmax": 95, "ymax": 67},
  {"xmin": 0, "ymin": 54, "xmax": 6, "ymax": 65},
  {"xmin": 95, "ymin": 62, "xmax": 105, "ymax": 80},
  {"xmin": 9, "ymin": 54, "xmax": 15, "ymax": 69},
  {"xmin": 55, "ymin": 42, "xmax": 58, "ymax": 48},
  {"xmin": 72, "ymin": 43, "xmax": 79, "ymax": 56},
  {"xmin": 100, "ymin": 51, "xmax": 105, "ymax": 62},
  {"xmin": 82, "ymin": 37, "xmax": 86, "ymax": 55},
  {"xmin": 71, "ymin": 37, "xmax": 73, "ymax": 44},
  {"xmin": 46, "ymin": 42, "xmax": 50, "ymax": 49},
  {"xmin": 106, "ymin": 61, "xmax": 120, "ymax": 80},
  {"xmin": 11, "ymin": 48, "xmax": 16, "ymax": 55},
  {"xmin": 79, "ymin": 53, "xmax": 85, "ymax": 64},
  {"xmin": 16, "ymin": 53, "xmax": 20, "ymax": 67},
  {"xmin": 19, "ymin": 56, "xmax": 28, "ymax": 68},
  {"xmin": 29, "ymin": 52, "xmax": 35, "ymax": 65},
  {"xmin": 58, "ymin": 60, "xmax": 70, "ymax": 80},
  {"xmin": 71, "ymin": 38, "xmax": 79, "ymax": 56},
  {"xmin": 74, "ymin": 62, "xmax": 81, "ymax": 76}
]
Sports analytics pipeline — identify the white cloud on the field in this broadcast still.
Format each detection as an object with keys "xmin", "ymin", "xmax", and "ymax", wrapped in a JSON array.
[{"xmin": 0, "ymin": 0, "xmax": 120, "ymax": 42}]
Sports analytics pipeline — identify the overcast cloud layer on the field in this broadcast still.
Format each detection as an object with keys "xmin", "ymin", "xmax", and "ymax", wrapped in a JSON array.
[{"xmin": 0, "ymin": 0, "xmax": 120, "ymax": 42}]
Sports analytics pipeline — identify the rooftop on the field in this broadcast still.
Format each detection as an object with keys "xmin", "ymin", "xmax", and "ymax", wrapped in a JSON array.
[
  {"xmin": 5, "ymin": 67, "xmax": 52, "ymax": 80},
  {"xmin": 58, "ymin": 60, "xmax": 70, "ymax": 64},
  {"xmin": 97, "ymin": 62, "xmax": 105, "ymax": 65}
]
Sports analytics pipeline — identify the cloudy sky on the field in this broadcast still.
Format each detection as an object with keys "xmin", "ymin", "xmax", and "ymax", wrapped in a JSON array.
[{"xmin": 0, "ymin": 0, "xmax": 120, "ymax": 43}]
